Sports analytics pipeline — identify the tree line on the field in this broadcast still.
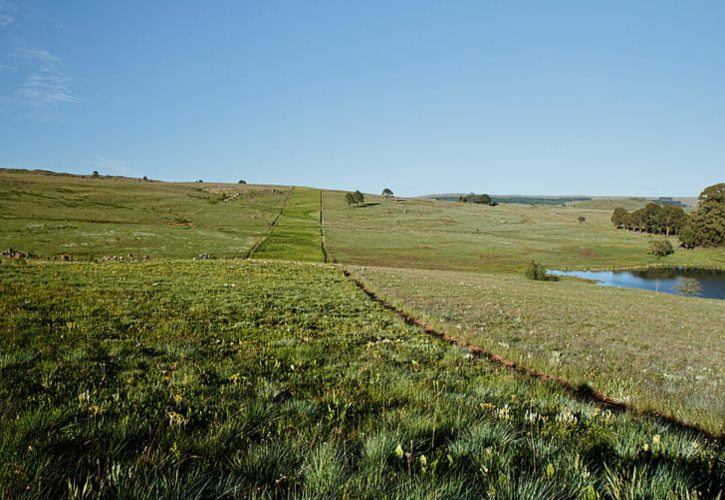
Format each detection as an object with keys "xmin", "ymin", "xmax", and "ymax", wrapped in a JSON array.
[
  {"xmin": 611, "ymin": 183, "xmax": 724, "ymax": 248},
  {"xmin": 611, "ymin": 204, "xmax": 687, "ymax": 236}
]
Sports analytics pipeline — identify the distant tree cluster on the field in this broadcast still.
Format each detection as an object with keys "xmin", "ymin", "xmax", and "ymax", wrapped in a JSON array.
[
  {"xmin": 382, "ymin": 188, "xmax": 394, "ymax": 197},
  {"xmin": 345, "ymin": 190, "xmax": 365, "ymax": 207},
  {"xmin": 611, "ymin": 203, "xmax": 687, "ymax": 236},
  {"xmin": 459, "ymin": 193, "xmax": 492, "ymax": 205},
  {"xmin": 611, "ymin": 183, "xmax": 724, "ymax": 248}
]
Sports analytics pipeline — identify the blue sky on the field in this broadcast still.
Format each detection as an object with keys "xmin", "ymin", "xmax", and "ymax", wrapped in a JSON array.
[{"xmin": 0, "ymin": 1, "xmax": 723, "ymax": 197}]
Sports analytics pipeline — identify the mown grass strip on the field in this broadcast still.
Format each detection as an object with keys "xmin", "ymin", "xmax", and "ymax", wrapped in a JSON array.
[
  {"xmin": 246, "ymin": 187, "xmax": 294, "ymax": 258},
  {"xmin": 252, "ymin": 187, "xmax": 324, "ymax": 262}
]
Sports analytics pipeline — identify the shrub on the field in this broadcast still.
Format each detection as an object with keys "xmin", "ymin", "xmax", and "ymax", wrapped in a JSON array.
[
  {"xmin": 649, "ymin": 240, "xmax": 674, "ymax": 257},
  {"xmin": 525, "ymin": 260, "xmax": 556, "ymax": 281}
]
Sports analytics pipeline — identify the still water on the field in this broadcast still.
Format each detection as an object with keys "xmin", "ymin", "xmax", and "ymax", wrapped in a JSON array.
[{"xmin": 547, "ymin": 268, "xmax": 725, "ymax": 300}]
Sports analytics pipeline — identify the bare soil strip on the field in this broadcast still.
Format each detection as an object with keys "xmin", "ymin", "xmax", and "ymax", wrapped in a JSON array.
[
  {"xmin": 247, "ymin": 187, "xmax": 294, "ymax": 258},
  {"xmin": 342, "ymin": 269, "xmax": 723, "ymax": 440}
]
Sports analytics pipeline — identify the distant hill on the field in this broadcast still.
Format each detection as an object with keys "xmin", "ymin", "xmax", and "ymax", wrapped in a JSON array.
[
  {"xmin": 425, "ymin": 193, "xmax": 694, "ymax": 208},
  {"xmin": 427, "ymin": 194, "xmax": 592, "ymax": 205}
]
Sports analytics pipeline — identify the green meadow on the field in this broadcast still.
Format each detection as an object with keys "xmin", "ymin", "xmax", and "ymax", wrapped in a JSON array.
[
  {"xmin": 252, "ymin": 187, "xmax": 325, "ymax": 262},
  {"xmin": 0, "ymin": 170, "xmax": 723, "ymax": 498},
  {"xmin": 0, "ymin": 170, "xmax": 288, "ymax": 259},
  {"xmin": 324, "ymin": 192, "xmax": 725, "ymax": 273},
  {"xmin": 347, "ymin": 265, "xmax": 725, "ymax": 434},
  {"xmin": 1, "ymin": 261, "xmax": 722, "ymax": 498}
]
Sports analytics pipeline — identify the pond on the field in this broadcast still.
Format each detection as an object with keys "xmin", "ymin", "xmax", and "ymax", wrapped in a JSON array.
[{"xmin": 547, "ymin": 267, "xmax": 725, "ymax": 300}]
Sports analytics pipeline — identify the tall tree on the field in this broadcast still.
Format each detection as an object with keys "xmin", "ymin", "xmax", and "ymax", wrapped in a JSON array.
[
  {"xmin": 611, "ymin": 207, "xmax": 628, "ymax": 228},
  {"xmin": 680, "ymin": 183, "xmax": 725, "ymax": 247}
]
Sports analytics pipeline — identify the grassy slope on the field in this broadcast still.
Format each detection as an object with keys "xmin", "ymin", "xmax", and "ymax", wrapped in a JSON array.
[
  {"xmin": 323, "ymin": 192, "xmax": 725, "ymax": 273},
  {"xmin": 1, "ymin": 260, "xmax": 721, "ymax": 498},
  {"xmin": 253, "ymin": 187, "xmax": 324, "ymax": 262},
  {"xmin": 0, "ymin": 170, "xmax": 288, "ymax": 259},
  {"xmin": 348, "ymin": 265, "xmax": 725, "ymax": 434}
]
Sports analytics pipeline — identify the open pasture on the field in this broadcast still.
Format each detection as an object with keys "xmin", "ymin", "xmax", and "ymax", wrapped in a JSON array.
[
  {"xmin": 348, "ymin": 265, "xmax": 725, "ymax": 434},
  {"xmin": 324, "ymin": 193, "xmax": 725, "ymax": 273},
  {"xmin": 0, "ymin": 260, "xmax": 721, "ymax": 498},
  {"xmin": 0, "ymin": 170, "xmax": 288, "ymax": 259}
]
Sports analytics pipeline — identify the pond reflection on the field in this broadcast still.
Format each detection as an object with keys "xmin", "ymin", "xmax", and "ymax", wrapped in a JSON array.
[{"xmin": 547, "ymin": 268, "xmax": 725, "ymax": 300}]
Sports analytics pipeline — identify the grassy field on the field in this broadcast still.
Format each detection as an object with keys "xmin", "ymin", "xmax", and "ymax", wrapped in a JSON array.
[
  {"xmin": 0, "ymin": 170, "xmax": 288, "ymax": 259},
  {"xmin": 348, "ymin": 265, "xmax": 725, "ymax": 434},
  {"xmin": 252, "ymin": 187, "xmax": 324, "ymax": 262},
  {"xmin": 324, "ymin": 193, "xmax": 725, "ymax": 273},
  {"xmin": 1, "ymin": 171, "xmax": 723, "ymax": 497},
  {"xmin": 1, "ymin": 260, "xmax": 722, "ymax": 498}
]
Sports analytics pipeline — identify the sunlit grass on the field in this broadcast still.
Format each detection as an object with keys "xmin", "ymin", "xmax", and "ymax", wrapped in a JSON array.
[
  {"xmin": 348, "ymin": 264, "xmax": 725, "ymax": 434},
  {"xmin": 253, "ymin": 187, "xmax": 324, "ymax": 262},
  {"xmin": 0, "ymin": 260, "xmax": 721, "ymax": 497},
  {"xmin": 0, "ymin": 169, "xmax": 288, "ymax": 259}
]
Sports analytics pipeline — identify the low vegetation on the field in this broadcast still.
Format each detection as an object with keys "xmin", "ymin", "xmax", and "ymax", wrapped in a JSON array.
[
  {"xmin": 649, "ymin": 240, "xmax": 675, "ymax": 258},
  {"xmin": 324, "ymin": 190, "xmax": 725, "ymax": 272},
  {"xmin": 525, "ymin": 260, "xmax": 557, "ymax": 281},
  {"xmin": 348, "ymin": 265, "xmax": 725, "ymax": 435},
  {"xmin": 1, "ymin": 260, "xmax": 722, "ymax": 497},
  {"xmin": 1, "ymin": 170, "xmax": 723, "ymax": 497},
  {"xmin": 253, "ymin": 187, "xmax": 324, "ymax": 262},
  {"xmin": 0, "ymin": 169, "xmax": 288, "ymax": 259}
]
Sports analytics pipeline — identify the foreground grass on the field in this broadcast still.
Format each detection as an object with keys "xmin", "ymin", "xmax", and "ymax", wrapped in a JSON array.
[
  {"xmin": 1, "ymin": 260, "xmax": 722, "ymax": 498},
  {"xmin": 348, "ymin": 265, "xmax": 725, "ymax": 435},
  {"xmin": 0, "ymin": 170, "xmax": 288, "ymax": 259},
  {"xmin": 253, "ymin": 187, "xmax": 324, "ymax": 262},
  {"xmin": 324, "ymin": 192, "xmax": 725, "ymax": 273}
]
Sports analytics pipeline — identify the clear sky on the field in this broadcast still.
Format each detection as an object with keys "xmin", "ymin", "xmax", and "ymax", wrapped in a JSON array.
[{"xmin": 1, "ymin": 1, "xmax": 723, "ymax": 197}]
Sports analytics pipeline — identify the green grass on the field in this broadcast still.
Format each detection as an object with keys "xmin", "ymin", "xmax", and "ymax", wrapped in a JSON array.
[
  {"xmin": 1, "ymin": 260, "xmax": 721, "ymax": 498},
  {"xmin": 347, "ymin": 265, "xmax": 725, "ymax": 434},
  {"xmin": 323, "ymin": 192, "xmax": 725, "ymax": 273},
  {"xmin": 0, "ymin": 169, "xmax": 288, "ymax": 259},
  {"xmin": 253, "ymin": 187, "xmax": 324, "ymax": 262},
  {"xmin": 1, "ymin": 171, "xmax": 723, "ymax": 496}
]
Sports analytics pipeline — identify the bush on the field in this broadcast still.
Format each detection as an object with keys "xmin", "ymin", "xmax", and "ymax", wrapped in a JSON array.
[
  {"xmin": 649, "ymin": 240, "xmax": 674, "ymax": 257},
  {"xmin": 525, "ymin": 260, "xmax": 556, "ymax": 281}
]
